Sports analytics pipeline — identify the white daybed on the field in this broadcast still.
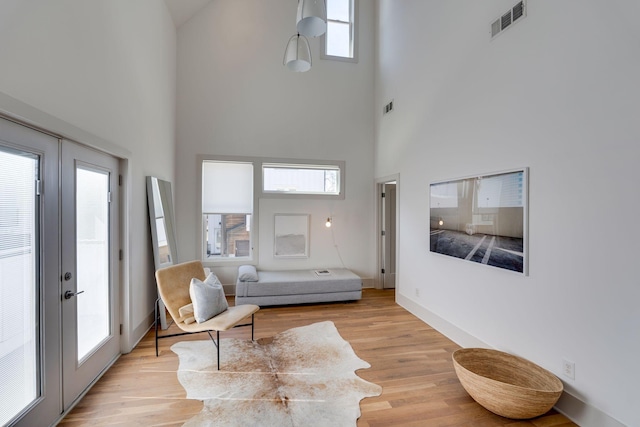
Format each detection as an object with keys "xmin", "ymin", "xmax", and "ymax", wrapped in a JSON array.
[{"xmin": 234, "ymin": 266, "xmax": 362, "ymax": 306}]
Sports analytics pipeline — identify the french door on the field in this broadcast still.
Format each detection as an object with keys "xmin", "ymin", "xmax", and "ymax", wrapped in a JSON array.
[
  {"xmin": 0, "ymin": 118, "xmax": 120, "ymax": 427},
  {"xmin": 60, "ymin": 140, "xmax": 120, "ymax": 410},
  {"xmin": 0, "ymin": 118, "xmax": 59, "ymax": 427}
]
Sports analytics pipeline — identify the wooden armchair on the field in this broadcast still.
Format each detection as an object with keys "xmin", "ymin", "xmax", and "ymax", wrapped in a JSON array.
[{"xmin": 154, "ymin": 260, "xmax": 259, "ymax": 370}]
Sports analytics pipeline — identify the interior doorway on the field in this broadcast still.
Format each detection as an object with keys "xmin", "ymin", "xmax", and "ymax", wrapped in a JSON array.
[{"xmin": 377, "ymin": 175, "xmax": 399, "ymax": 290}]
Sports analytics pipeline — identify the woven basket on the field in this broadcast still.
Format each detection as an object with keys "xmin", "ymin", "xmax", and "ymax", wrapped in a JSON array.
[{"xmin": 452, "ymin": 348, "xmax": 563, "ymax": 419}]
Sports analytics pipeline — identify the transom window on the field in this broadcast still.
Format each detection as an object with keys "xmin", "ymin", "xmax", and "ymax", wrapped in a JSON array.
[
  {"xmin": 263, "ymin": 163, "xmax": 340, "ymax": 195},
  {"xmin": 322, "ymin": 0, "xmax": 357, "ymax": 62}
]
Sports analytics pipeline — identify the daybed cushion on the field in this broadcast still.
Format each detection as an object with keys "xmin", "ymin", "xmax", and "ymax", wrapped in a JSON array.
[
  {"xmin": 236, "ymin": 268, "xmax": 361, "ymax": 301},
  {"xmin": 189, "ymin": 272, "xmax": 228, "ymax": 323}
]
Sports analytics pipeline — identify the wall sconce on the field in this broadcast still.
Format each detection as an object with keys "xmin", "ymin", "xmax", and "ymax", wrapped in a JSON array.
[{"xmin": 325, "ymin": 217, "xmax": 332, "ymax": 228}]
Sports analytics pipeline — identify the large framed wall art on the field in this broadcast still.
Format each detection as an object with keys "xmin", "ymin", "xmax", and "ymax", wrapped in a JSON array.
[{"xmin": 429, "ymin": 168, "xmax": 528, "ymax": 275}]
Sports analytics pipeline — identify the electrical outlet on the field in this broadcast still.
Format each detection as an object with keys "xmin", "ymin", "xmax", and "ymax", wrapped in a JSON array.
[
  {"xmin": 415, "ymin": 288, "xmax": 420, "ymax": 297},
  {"xmin": 562, "ymin": 358, "xmax": 575, "ymax": 380}
]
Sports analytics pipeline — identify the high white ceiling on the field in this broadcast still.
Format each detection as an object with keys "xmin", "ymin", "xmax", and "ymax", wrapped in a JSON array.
[{"xmin": 164, "ymin": 0, "xmax": 213, "ymax": 28}]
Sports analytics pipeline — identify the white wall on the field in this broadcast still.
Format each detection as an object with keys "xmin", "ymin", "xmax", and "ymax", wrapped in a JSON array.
[
  {"xmin": 0, "ymin": 0, "xmax": 177, "ymax": 348},
  {"xmin": 375, "ymin": 1, "xmax": 640, "ymax": 426},
  {"xmin": 175, "ymin": 0, "xmax": 376, "ymax": 284}
]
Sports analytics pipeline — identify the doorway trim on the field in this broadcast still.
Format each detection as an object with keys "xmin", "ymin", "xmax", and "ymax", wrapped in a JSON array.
[{"xmin": 375, "ymin": 173, "xmax": 400, "ymax": 291}]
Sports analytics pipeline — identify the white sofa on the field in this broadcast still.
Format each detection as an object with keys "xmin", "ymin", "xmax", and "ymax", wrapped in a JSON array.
[{"xmin": 234, "ymin": 266, "xmax": 362, "ymax": 306}]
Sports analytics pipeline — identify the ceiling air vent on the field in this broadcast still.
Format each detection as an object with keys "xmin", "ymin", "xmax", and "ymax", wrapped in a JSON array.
[
  {"xmin": 491, "ymin": 0, "xmax": 526, "ymax": 39},
  {"xmin": 512, "ymin": 1, "xmax": 525, "ymax": 20},
  {"xmin": 501, "ymin": 11, "xmax": 512, "ymax": 30}
]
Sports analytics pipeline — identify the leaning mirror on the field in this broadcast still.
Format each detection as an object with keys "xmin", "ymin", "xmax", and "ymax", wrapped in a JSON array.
[
  {"xmin": 147, "ymin": 176, "xmax": 178, "ymax": 329},
  {"xmin": 147, "ymin": 176, "xmax": 178, "ymax": 268}
]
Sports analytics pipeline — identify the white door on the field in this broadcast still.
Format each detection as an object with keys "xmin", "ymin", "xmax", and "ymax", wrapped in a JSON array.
[
  {"xmin": 60, "ymin": 140, "xmax": 120, "ymax": 409},
  {"xmin": 0, "ymin": 117, "xmax": 60, "ymax": 427},
  {"xmin": 381, "ymin": 183, "xmax": 397, "ymax": 289},
  {"xmin": 1, "ymin": 122, "xmax": 121, "ymax": 426}
]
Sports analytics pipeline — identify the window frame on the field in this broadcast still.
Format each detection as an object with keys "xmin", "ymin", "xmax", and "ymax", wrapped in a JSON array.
[
  {"xmin": 261, "ymin": 160, "xmax": 345, "ymax": 199},
  {"xmin": 321, "ymin": 0, "xmax": 358, "ymax": 63},
  {"xmin": 198, "ymin": 155, "xmax": 259, "ymax": 265},
  {"xmin": 198, "ymin": 156, "xmax": 345, "ymax": 266}
]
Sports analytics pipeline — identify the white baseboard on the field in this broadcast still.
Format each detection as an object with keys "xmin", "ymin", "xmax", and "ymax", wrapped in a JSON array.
[
  {"xmin": 555, "ymin": 392, "xmax": 626, "ymax": 427},
  {"xmin": 223, "ymin": 283, "xmax": 235, "ymax": 296},
  {"xmin": 395, "ymin": 293, "xmax": 625, "ymax": 427},
  {"xmin": 396, "ymin": 293, "xmax": 487, "ymax": 348},
  {"xmin": 361, "ymin": 277, "xmax": 374, "ymax": 288},
  {"xmin": 126, "ymin": 310, "xmax": 156, "ymax": 354}
]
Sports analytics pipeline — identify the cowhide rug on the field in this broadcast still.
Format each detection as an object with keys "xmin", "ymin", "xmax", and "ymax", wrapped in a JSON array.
[{"xmin": 171, "ymin": 321, "xmax": 382, "ymax": 427}]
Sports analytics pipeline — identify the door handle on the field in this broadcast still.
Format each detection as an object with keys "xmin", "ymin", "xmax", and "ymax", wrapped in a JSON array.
[{"xmin": 64, "ymin": 290, "xmax": 85, "ymax": 300}]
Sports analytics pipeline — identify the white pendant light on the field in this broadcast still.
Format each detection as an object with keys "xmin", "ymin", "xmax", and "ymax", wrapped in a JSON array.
[
  {"xmin": 283, "ymin": 34, "xmax": 312, "ymax": 72},
  {"xmin": 296, "ymin": 0, "xmax": 327, "ymax": 38}
]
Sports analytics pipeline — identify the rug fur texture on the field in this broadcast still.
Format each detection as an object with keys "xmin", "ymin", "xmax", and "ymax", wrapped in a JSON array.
[{"xmin": 171, "ymin": 321, "xmax": 382, "ymax": 427}]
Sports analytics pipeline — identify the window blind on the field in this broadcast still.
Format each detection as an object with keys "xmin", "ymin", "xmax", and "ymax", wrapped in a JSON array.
[{"xmin": 202, "ymin": 161, "xmax": 253, "ymax": 214}]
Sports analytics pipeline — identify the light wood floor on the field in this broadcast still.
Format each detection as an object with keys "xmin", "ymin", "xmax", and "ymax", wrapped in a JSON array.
[{"xmin": 59, "ymin": 289, "xmax": 576, "ymax": 426}]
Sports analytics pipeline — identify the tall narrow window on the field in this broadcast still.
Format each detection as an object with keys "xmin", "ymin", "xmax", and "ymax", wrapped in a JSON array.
[
  {"xmin": 202, "ymin": 161, "xmax": 253, "ymax": 260},
  {"xmin": 0, "ymin": 147, "xmax": 39, "ymax": 426},
  {"xmin": 322, "ymin": 0, "xmax": 357, "ymax": 61}
]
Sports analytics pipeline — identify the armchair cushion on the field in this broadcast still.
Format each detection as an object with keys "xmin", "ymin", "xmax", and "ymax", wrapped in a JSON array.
[
  {"xmin": 177, "ymin": 303, "xmax": 196, "ymax": 324},
  {"xmin": 189, "ymin": 272, "xmax": 229, "ymax": 323}
]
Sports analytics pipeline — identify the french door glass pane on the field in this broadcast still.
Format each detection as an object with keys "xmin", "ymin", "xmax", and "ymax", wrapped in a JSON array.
[
  {"xmin": 76, "ymin": 167, "xmax": 110, "ymax": 361},
  {"xmin": 0, "ymin": 148, "xmax": 38, "ymax": 425}
]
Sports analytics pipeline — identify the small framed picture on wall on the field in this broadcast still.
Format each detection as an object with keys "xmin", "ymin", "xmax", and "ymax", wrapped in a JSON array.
[{"xmin": 274, "ymin": 213, "xmax": 310, "ymax": 258}]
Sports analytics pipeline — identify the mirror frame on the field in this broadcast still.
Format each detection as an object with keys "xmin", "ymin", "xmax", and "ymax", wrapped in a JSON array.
[{"xmin": 147, "ymin": 176, "xmax": 178, "ymax": 330}]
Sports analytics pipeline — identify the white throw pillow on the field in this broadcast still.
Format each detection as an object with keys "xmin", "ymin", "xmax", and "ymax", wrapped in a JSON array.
[
  {"xmin": 238, "ymin": 264, "xmax": 259, "ymax": 282},
  {"xmin": 189, "ymin": 272, "xmax": 229, "ymax": 323}
]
